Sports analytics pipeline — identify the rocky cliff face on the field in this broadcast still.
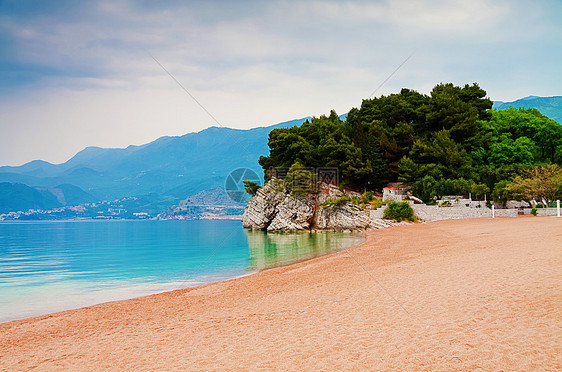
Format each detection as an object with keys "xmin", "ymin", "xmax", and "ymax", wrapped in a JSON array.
[{"xmin": 242, "ymin": 179, "xmax": 371, "ymax": 232}]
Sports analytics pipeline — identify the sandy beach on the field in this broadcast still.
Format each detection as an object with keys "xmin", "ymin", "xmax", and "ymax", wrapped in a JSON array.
[{"xmin": 1, "ymin": 216, "xmax": 560, "ymax": 370}]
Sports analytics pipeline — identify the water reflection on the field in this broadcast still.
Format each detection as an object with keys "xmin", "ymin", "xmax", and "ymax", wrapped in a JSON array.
[
  {"xmin": 0, "ymin": 221, "xmax": 366, "ymax": 322},
  {"xmin": 246, "ymin": 230, "xmax": 365, "ymax": 271}
]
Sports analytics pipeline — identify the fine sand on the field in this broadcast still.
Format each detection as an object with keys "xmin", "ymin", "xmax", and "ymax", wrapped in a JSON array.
[{"xmin": 1, "ymin": 217, "xmax": 561, "ymax": 370}]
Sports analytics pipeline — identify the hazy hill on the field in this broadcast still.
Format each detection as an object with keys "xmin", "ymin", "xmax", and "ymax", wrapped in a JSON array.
[
  {"xmin": 494, "ymin": 96, "xmax": 561, "ymax": 123},
  {"xmin": 178, "ymin": 186, "xmax": 243, "ymax": 207},
  {"xmin": 48, "ymin": 184, "xmax": 99, "ymax": 205},
  {"xmin": 0, "ymin": 183, "xmax": 96, "ymax": 214},
  {"xmin": 162, "ymin": 186, "xmax": 245, "ymax": 219},
  {"xmin": 0, "ymin": 118, "xmax": 308, "ymax": 201}
]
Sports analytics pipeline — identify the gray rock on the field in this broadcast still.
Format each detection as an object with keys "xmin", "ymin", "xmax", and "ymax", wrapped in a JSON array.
[
  {"xmin": 505, "ymin": 200, "xmax": 530, "ymax": 209},
  {"xmin": 314, "ymin": 203, "xmax": 370, "ymax": 231},
  {"xmin": 241, "ymin": 179, "xmax": 286, "ymax": 230},
  {"xmin": 267, "ymin": 193, "xmax": 315, "ymax": 231},
  {"xmin": 242, "ymin": 179, "xmax": 371, "ymax": 232}
]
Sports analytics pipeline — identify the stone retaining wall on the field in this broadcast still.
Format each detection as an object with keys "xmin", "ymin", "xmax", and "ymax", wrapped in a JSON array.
[
  {"xmin": 369, "ymin": 208, "xmax": 385, "ymax": 219},
  {"xmin": 494, "ymin": 209, "xmax": 520, "ymax": 218},
  {"xmin": 522, "ymin": 207, "xmax": 560, "ymax": 216},
  {"xmin": 535, "ymin": 208, "xmax": 560, "ymax": 217},
  {"xmin": 370, "ymin": 205, "xmax": 519, "ymax": 221}
]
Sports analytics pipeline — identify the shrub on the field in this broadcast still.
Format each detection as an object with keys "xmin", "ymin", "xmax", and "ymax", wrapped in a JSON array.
[
  {"xmin": 361, "ymin": 191, "xmax": 374, "ymax": 204},
  {"xmin": 439, "ymin": 200, "xmax": 452, "ymax": 207},
  {"xmin": 321, "ymin": 195, "xmax": 351, "ymax": 208},
  {"xmin": 371, "ymin": 198, "xmax": 385, "ymax": 209},
  {"xmin": 383, "ymin": 201, "xmax": 414, "ymax": 222},
  {"xmin": 531, "ymin": 206, "xmax": 538, "ymax": 216},
  {"xmin": 485, "ymin": 200, "xmax": 492, "ymax": 209},
  {"xmin": 284, "ymin": 162, "xmax": 317, "ymax": 195},
  {"xmin": 243, "ymin": 180, "xmax": 261, "ymax": 197}
]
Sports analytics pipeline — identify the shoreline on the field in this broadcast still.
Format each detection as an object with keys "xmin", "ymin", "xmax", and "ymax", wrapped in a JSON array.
[
  {"xmin": 0, "ymin": 226, "xmax": 368, "ymax": 324},
  {"xmin": 1, "ymin": 217, "xmax": 560, "ymax": 370},
  {"xmin": 0, "ymin": 222, "xmax": 365, "ymax": 323},
  {"xmin": 0, "ymin": 215, "xmax": 244, "ymax": 222},
  {"xmin": 0, "ymin": 271, "xmax": 261, "ymax": 325}
]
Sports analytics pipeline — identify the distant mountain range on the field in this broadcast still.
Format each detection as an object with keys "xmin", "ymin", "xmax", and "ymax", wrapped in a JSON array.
[
  {"xmin": 0, "ymin": 118, "xmax": 309, "ymax": 205},
  {"xmin": 494, "ymin": 96, "xmax": 561, "ymax": 124}
]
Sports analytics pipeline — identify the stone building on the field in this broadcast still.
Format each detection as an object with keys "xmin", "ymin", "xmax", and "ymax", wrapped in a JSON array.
[{"xmin": 382, "ymin": 183, "xmax": 409, "ymax": 202}]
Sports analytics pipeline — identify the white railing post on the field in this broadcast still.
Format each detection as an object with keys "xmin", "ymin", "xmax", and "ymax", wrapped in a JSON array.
[
  {"xmin": 557, "ymin": 200, "xmax": 560, "ymax": 218},
  {"xmin": 492, "ymin": 205, "xmax": 495, "ymax": 218}
]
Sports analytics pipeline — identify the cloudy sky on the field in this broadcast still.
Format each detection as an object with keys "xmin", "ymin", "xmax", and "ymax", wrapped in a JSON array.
[{"xmin": 1, "ymin": 0, "xmax": 561, "ymax": 166}]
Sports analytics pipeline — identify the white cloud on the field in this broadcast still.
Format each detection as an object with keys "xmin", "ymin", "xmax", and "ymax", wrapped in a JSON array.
[
  {"xmin": 301, "ymin": 0, "xmax": 505, "ymax": 34},
  {"xmin": 0, "ymin": 0, "xmax": 560, "ymax": 165}
]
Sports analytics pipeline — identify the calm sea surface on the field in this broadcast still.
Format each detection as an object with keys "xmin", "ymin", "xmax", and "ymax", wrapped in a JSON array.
[{"xmin": 0, "ymin": 220, "xmax": 364, "ymax": 322}]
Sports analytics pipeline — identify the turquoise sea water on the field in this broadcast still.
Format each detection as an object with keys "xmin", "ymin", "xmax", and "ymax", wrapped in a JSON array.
[{"xmin": 0, "ymin": 220, "xmax": 364, "ymax": 322}]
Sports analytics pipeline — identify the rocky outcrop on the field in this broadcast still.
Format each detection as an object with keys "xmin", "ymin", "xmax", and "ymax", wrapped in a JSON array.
[
  {"xmin": 314, "ymin": 201, "xmax": 370, "ymax": 230},
  {"xmin": 242, "ymin": 179, "xmax": 371, "ymax": 232}
]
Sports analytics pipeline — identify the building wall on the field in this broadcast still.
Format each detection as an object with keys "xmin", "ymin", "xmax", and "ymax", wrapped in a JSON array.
[{"xmin": 382, "ymin": 189, "xmax": 405, "ymax": 202}]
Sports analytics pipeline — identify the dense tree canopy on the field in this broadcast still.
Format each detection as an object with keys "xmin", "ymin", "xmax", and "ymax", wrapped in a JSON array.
[
  {"xmin": 507, "ymin": 164, "xmax": 562, "ymax": 204},
  {"xmin": 259, "ymin": 83, "xmax": 562, "ymax": 202}
]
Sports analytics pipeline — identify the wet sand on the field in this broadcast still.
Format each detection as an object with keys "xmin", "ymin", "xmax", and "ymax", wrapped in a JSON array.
[{"xmin": 1, "ymin": 217, "xmax": 561, "ymax": 370}]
